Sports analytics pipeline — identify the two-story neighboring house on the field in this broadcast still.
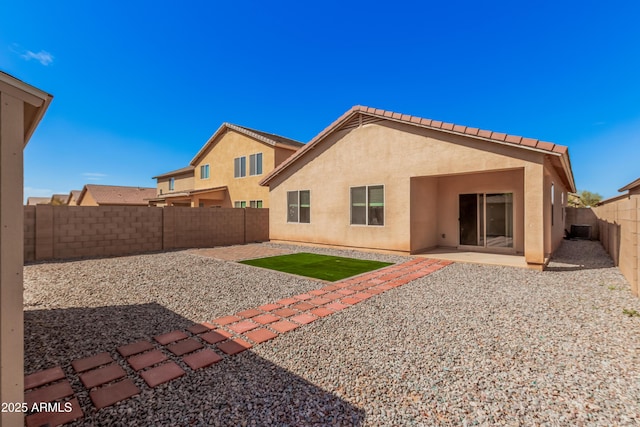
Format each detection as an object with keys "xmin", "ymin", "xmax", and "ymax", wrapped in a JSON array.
[{"xmin": 149, "ymin": 123, "xmax": 303, "ymax": 208}]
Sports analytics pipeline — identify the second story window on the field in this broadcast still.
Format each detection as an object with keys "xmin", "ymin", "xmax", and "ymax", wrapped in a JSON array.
[
  {"xmin": 249, "ymin": 153, "xmax": 263, "ymax": 176},
  {"xmin": 234, "ymin": 156, "xmax": 246, "ymax": 178},
  {"xmin": 200, "ymin": 164, "xmax": 210, "ymax": 179},
  {"xmin": 169, "ymin": 177, "xmax": 175, "ymax": 191}
]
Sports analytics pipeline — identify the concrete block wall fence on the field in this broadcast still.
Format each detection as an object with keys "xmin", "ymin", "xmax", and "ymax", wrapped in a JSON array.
[
  {"xmin": 24, "ymin": 206, "xmax": 269, "ymax": 263},
  {"xmin": 592, "ymin": 197, "xmax": 639, "ymax": 296}
]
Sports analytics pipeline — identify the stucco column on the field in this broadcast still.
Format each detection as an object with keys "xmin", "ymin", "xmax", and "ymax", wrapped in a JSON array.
[
  {"xmin": 524, "ymin": 163, "xmax": 546, "ymax": 268},
  {"xmin": 0, "ymin": 92, "xmax": 25, "ymax": 427}
]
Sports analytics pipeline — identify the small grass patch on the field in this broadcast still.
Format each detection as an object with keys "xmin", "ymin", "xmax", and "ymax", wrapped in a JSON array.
[
  {"xmin": 623, "ymin": 308, "xmax": 640, "ymax": 318},
  {"xmin": 239, "ymin": 252, "xmax": 393, "ymax": 282}
]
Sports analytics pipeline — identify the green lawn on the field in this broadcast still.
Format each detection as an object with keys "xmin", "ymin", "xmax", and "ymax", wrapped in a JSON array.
[{"xmin": 239, "ymin": 252, "xmax": 393, "ymax": 282}]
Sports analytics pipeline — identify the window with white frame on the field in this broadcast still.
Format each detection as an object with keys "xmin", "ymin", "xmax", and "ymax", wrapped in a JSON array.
[
  {"xmin": 169, "ymin": 177, "xmax": 175, "ymax": 191},
  {"xmin": 250, "ymin": 200, "xmax": 263, "ymax": 208},
  {"xmin": 234, "ymin": 201, "xmax": 246, "ymax": 208},
  {"xmin": 287, "ymin": 190, "xmax": 310, "ymax": 223},
  {"xmin": 351, "ymin": 185, "xmax": 384, "ymax": 226},
  {"xmin": 200, "ymin": 164, "xmax": 210, "ymax": 179},
  {"xmin": 234, "ymin": 157, "xmax": 246, "ymax": 178},
  {"xmin": 249, "ymin": 153, "xmax": 263, "ymax": 176}
]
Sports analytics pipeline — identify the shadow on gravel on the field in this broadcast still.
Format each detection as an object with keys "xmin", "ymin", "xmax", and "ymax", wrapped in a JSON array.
[
  {"xmin": 25, "ymin": 303, "xmax": 366, "ymax": 425},
  {"xmin": 545, "ymin": 240, "xmax": 615, "ymax": 272}
]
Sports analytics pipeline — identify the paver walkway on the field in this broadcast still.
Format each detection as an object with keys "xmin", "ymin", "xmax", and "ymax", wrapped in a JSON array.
[{"xmin": 23, "ymin": 257, "xmax": 451, "ymax": 426}]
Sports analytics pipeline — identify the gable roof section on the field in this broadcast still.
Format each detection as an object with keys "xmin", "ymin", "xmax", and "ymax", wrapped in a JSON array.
[
  {"xmin": 67, "ymin": 190, "xmax": 82, "ymax": 205},
  {"xmin": 260, "ymin": 105, "xmax": 576, "ymax": 192},
  {"xmin": 190, "ymin": 123, "xmax": 303, "ymax": 166},
  {"xmin": 618, "ymin": 177, "xmax": 640, "ymax": 193},
  {"xmin": 152, "ymin": 165, "xmax": 195, "ymax": 180},
  {"xmin": 77, "ymin": 184, "xmax": 156, "ymax": 206}
]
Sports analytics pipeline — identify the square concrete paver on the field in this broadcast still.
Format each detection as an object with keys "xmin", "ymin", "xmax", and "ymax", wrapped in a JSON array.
[
  {"xmin": 253, "ymin": 314, "xmax": 280, "ymax": 324},
  {"xmin": 290, "ymin": 313, "xmax": 318, "ymax": 325},
  {"xmin": 308, "ymin": 289, "xmax": 328, "ymax": 296},
  {"xmin": 24, "ymin": 379, "xmax": 74, "ymax": 407},
  {"xmin": 292, "ymin": 302, "xmax": 315, "ymax": 311},
  {"xmin": 25, "ymin": 398, "xmax": 83, "ymax": 427},
  {"xmin": 140, "ymin": 362, "xmax": 186, "ymax": 388},
  {"xmin": 186, "ymin": 323, "xmax": 210, "ymax": 334},
  {"xmin": 258, "ymin": 303, "xmax": 282, "ymax": 311},
  {"xmin": 212, "ymin": 315, "xmax": 242, "ymax": 326},
  {"xmin": 24, "ymin": 366, "xmax": 65, "ymax": 390},
  {"xmin": 117, "ymin": 340, "xmax": 154, "ymax": 357},
  {"xmin": 201, "ymin": 330, "xmax": 228, "ymax": 344},
  {"xmin": 310, "ymin": 307, "xmax": 333, "ymax": 318},
  {"xmin": 72, "ymin": 352, "xmax": 114, "ymax": 373},
  {"xmin": 79, "ymin": 364, "xmax": 126, "ymax": 389},
  {"xmin": 183, "ymin": 349, "xmax": 223, "ymax": 370},
  {"xmin": 244, "ymin": 328, "xmax": 278, "ymax": 344},
  {"xmin": 228, "ymin": 320, "xmax": 259, "ymax": 334},
  {"xmin": 272, "ymin": 308, "xmax": 298, "ymax": 318},
  {"xmin": 127, "ymin": 350, "xmax": 167, "ymax": 371},
  {"xmin": 167, "ymin": 338, "xmax": 204, "ymax": 356},
  {"xmin": 154, "ymin": 330, "xmax": 189, "ymax": 345},
  {"xmin": 90, "ymin": 379, "xmax": 140, "ymax": 409},
  {"xmin": 308, "ymin": 297, "xmax": 331, "ymax": 306},
  {"xmin": 270, "ymin": 320, "xmax": 300, "ymax": 333},
  {"xmin": 276, "ymin": 297, "xmax": 298, "ymax": 306},
  {"xmin": 293, "ymin": 293, "xmax": 313, "ymax": 300},
  {"xmin": 325, "ymin": 301, "xmax": 350, "ymax": 312},
  {"xmin": 340, "ymin": 296, "xmax": 362, "ymax": 305},
  {"xmin": 217, "ymin": 339, "xmax": 252, "ymax": 355}
]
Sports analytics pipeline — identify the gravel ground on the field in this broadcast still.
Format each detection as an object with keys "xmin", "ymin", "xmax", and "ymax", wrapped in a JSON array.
[{"xmin": 24, "ymin": 240, "xmax": 640, "ymax": 426}]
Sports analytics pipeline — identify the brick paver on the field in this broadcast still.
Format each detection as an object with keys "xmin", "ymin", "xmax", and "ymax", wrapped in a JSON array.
[
  {"xmin": 228, "ymin": 320, "xmax": 259, "ymax": 334},
  {"xmin": 79, "ymin": 364, "xmax": 126, "ymax": 389},
  {"xmin": 236, "ymin": 309, "xmax": 263, "ymax": 318},
  {"xmin": 183, "ymin": 349, "xmax": 223, "ymax": 370},
  {"xmin": 217, "ymin": 338, "xmax": 252, "ymax": 355},
  {"xmin": 154, "ymin": 330, "xmax": 188, "ymax": 345},
  {"xmin": 24, "ymin": 366, "xmax": 66, "ymax": 390},
  {"xmin": 117, "ymin": 340, "xmax": 154, "ymax": 357},
  {"xmin": 201, "ymin": 330, "xmax": 228, "ymax": 344},
  {"xmin": 257, "ymin": 303, "xmax": 282, "ymax": 311},
  {"xmin": 244, "ymin": 328, "xmax": 278, "ymax": 344},
  {"xmin": 310, "ymin": 307, "xmax": 333, "ymax": 318},
  {"xmin": 186, "ymin": 323, "xmax": 210, "ymax": 334},
  {"xmin": 90, "ymin": 379, "xmax": 140, "ymax": 409},
  {"xmin": 291, "ymin": 313, "xmax": 318, "ymax": 325},
  {"xmin": 127, "ymin": 349, "xmax": 167, "ymax": 371},
  {"xmin": 270, "ymin": 320, "xmax": 300, "ymax": 333},
  {"xmin": 167, "ymin": 338, "xmax": 204, "ymax": 356},
  {"xmin": 273, "ymin": 308, "xmax": 299, "ymax": 318},
  {"xmin": 253, "ymin": 313, "xmax": 280, "ymax": 324},
  {"xmin": 24, "ymin": 379, "xmax": 74, "ymax": 406},
  {"xmin": 72, "ymin": 352, "xmax": 114, "ymax": 373},
  {"xmin": 140, "ymin": 362, "xmax": 186, "ymax": 387}
]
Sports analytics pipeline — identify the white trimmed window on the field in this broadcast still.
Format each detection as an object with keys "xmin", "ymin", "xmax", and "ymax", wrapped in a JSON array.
[
  {"xmin": 234, "ymin": 157, "xmax": 246, "ymax": 178},
  {"xmin": 200, "ymin": 164, "xmax": 210, "ymax": 179},
  {"xmin": 250, "ymin": 200, "xmax": 263, "ymax": 208},
  {"xmin": 287, "ymin": 190, "xmax": 310, "ymax": 223},
  {"xmin": 351, "ymin": 185, "xmax": 384, "ymax": 226},
  {"xmin": 249, "ymin": 153, "xmax": 263, "ymax": 176},
  {"xmin": 169, "ymin": 177, "xmax": 175, "ymax": 191},
  {"xmin": 234, "ymin": 201, "xmax": 246, "ymax": 208}
]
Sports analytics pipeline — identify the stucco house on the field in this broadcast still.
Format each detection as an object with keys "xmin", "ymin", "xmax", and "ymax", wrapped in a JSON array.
[
  {"xmin": 149, "ymin": 123, "xmax": 303, "ymax": 208},
  {"xmin": 76, "ymin": 184, "xmax": 156, "ymax": 206},
  {"xmin": 260, "ymin": 106, "xmax": 576, "ymax": 270},
  {"xmin": 67, "ymin": 189, "xmax": 82, "ymax": 205}
]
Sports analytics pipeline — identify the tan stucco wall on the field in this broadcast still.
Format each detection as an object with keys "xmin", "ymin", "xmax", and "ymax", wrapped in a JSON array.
[
  {"xmin": 543, "ymin": 161, "xmax": 570, "ymax": 256},
  {"xmin": 192, "ymin": 130, "xmax": 280, "ymax": 208},
  {"xmin": 156, "ymin": 173, "xmax": 194, "ymax": 196},
  {"xmin": 0, "ymin": 90, "xmax": 25, "ymax": 426},
  {"xmin": 1, "ymin": 75, "xmax": 51, "ymax": 426},
  {"xmin": 267, "ymin": 121, "xmax": 554, "ymax": 266}
]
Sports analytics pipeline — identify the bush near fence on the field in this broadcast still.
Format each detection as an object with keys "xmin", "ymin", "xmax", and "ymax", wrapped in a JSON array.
[{"xmin": 24, "ymin": 205, "xmax": 269, "ymax": 262}]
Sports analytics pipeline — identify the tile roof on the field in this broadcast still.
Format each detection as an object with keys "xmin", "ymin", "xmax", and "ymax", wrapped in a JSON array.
[
  {"xmin": 618, "ymin": 177, "xmax": 640, "ymax": 193},
  {"xmin": 190, "ymin": 123, "xmax": 303, "ymax": 165},
  {"xmin": 26, "ymin": 197, "xmax": 51, "ymax": 206},
  {"xmin": 152, "ymin": 166, "xmax": 195, "ymax": 180},
  {"xmin": 80, "ymin": 185, "xmax": 157, "ymax": 206},
  {"xmin": 261, "ymin": 105, "xmax": 574, "ymax": 188},
  {"xmin": 148, "ymin": 186, "xmax": 227, "ymax": 202},
  {"xmin": 68, "ymin": 190, "xmax": 82, "ymax": 205}
]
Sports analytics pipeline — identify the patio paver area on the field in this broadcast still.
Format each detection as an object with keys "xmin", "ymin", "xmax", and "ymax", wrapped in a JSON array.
[{"xmin": 23, "ymin": 257, "xmax": 450, "ymax": 426}]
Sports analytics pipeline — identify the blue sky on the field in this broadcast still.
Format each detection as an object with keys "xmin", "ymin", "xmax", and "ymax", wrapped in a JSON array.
[{"xmin": 2, "ymin": 1, "xmax": 639, "ymax": 201}]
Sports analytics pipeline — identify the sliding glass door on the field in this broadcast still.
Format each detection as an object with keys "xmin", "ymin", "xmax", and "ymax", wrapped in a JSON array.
[{"xmin": 459, "ymin": 193, "xmax": 513, "ymax": 248}]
